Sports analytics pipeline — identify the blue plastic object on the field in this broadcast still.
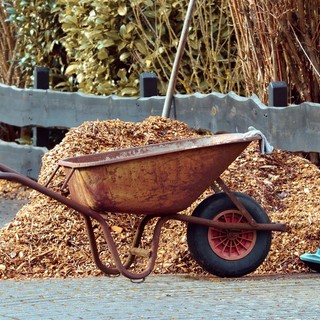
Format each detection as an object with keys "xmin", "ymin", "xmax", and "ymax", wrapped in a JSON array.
[{"xmin": 300, "ymin": 248, "xmax": 320, "ymax": 272}]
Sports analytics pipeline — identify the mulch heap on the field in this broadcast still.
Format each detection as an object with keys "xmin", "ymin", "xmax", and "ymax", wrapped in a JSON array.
[{"xmin": 0, "ymin": 116, "xmax": 319, "ymax": 280}]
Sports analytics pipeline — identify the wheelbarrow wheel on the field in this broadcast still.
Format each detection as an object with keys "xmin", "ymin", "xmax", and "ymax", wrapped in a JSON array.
[{"xmin": 187, "ymin": 192, "xmax": 272, "ymax": 278}]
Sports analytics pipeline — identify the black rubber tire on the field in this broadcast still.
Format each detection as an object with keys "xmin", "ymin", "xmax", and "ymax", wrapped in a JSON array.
[{"xmin": 187, "ymin": 192, "xmax": 272, "ymax": 277}]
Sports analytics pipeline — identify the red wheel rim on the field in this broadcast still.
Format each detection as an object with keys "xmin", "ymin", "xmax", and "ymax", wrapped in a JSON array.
[{"xmin": 208, "ymin": 209, "xmax": 257, "ymax": 260}]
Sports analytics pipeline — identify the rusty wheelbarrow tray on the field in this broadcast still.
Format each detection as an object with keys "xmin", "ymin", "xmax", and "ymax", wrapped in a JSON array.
[{"xmin": 0, "ymin": 133, "xmax": 286, "ymax": 280}]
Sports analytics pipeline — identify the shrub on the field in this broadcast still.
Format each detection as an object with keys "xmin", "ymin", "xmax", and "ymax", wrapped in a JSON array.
[
  {"xmin": 4, "ymin": 0, "xmax": 240, "ymax": 96},
  {"xmin": 58, "ymin": 0, "xmax": 240, "ymax": 96},
  {"xmin": 4, "ymin": 0, "xmax": 70, "ymax": 89}
]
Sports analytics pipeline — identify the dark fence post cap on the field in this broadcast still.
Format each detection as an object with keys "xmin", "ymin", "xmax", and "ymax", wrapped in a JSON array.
[
  {"xmin": 269, "ymin": 81, "xmax": 288, "ymax": 107},
  {"xmin": 33, "ymin": 67, "xmax": 49, "ymax": 90},
  {"xmin": 140, "ymin": 72, "xmax": 158, "ymax": 97}
]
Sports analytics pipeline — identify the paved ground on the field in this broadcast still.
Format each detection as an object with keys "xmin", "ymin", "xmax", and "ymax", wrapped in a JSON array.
[
  {"xmin": 0, "ymin": 198, "xmax": 319, "ymax": 320},
  {"xmin": 0, "ymin": 273, "xmax": 319, "ymax": 319},
  {"xmin": 0, "ymin": 198, "xmax": 27, "ymax": 227}
]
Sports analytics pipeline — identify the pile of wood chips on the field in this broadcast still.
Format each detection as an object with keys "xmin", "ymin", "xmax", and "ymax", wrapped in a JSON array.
[{"xmin": 0, "ymin": 116, "xmax": 319, "ymax": 280}]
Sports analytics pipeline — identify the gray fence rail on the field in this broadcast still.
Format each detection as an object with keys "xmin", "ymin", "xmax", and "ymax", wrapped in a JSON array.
[{"xmin": 0, "ymin": 83, "xmax": 319, "ymax": 179}]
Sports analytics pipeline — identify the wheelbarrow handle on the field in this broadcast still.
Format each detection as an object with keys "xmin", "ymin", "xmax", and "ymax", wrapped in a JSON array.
[{"xmin": 0, "ymin": 163, "xmax": 20, "ymax": 174}]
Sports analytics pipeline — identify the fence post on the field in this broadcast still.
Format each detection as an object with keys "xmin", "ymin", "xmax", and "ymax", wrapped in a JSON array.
[
  {"xmin": 140, "ymin": 72, "xmax": 158, "ymax": 97},
  {"xmin": 268, "ymin": 81, "xmax": 288, "ymax": 107},
  {"xmin": 34, "ymin": 66, "xmax": 49, "ymax": 89},
  {"xmin": 33, "ymin": 67, "xmax": 50, "ymax": 147}
]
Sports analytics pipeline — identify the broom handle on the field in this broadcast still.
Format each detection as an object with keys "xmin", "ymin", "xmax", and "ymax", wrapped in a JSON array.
[{"xmin": 161, "ymin": 0, "xmax": 196, "ymax": 117}]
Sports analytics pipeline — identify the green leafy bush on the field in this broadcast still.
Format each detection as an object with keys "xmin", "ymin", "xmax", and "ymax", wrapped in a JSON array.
[
  {"xmin": 5, "ymin": 0, "xmax": 70, "ymax": 89},
  {"xmin": 58, "ymin": 0, "xmax": 240, "ymax": 96},
  {"xmin": 4, "ymin": 0, "xmax": 240, "ymax": 95}
]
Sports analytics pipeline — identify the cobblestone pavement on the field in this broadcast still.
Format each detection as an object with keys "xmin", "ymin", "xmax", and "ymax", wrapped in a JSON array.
[
  {"xmin": 0, "ymin": 274, "xmax": 319, "ymax": 319},
  {"xmin": 0, "ymin": 198, "xmax": 319, "ymax": 320}
]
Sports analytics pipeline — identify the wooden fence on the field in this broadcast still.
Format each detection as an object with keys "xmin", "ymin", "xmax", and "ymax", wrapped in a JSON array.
[{"xmin": 0, "ymin": 82, "xmax": 319, "ymax": 179}]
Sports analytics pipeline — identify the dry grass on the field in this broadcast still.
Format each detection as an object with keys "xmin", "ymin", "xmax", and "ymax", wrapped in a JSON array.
[
  {"xmin": 0, "ymin": 2, "xmax": 23, "ymax": 86},
  {"xmin": 228, "ymin": 0, "xmax": 320, "ymax": 104}
]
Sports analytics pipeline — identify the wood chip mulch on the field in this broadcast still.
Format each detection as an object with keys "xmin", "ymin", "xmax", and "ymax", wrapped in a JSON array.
[{"xmin": 0, "ymin": 116, "xmax": 319, "ymax": 280}]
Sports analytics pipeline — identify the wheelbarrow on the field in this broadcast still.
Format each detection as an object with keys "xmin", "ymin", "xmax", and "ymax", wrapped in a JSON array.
[{"xmin": 0, "ymin": 132, "xmax": 286, "ymax": 280}]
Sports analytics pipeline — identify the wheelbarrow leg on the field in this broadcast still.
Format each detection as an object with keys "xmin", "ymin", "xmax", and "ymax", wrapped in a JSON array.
[
  {"xmin": 123, "ymin": 215, "xmax": 155, "ymax": 269},
  {"xmin": 84, "ymin": 213, "xmax": 156, "ymax": 275},
  {"xmin": 83, "ymin": 215, "xmax": 120, "ymax": 276},
  {"xmin": 79, "ymin": 211, "xmax": 171, "ymax": 280},
  {"xmin": 86, "ymin": 213, "xmax": 171, "ymax": 280}
]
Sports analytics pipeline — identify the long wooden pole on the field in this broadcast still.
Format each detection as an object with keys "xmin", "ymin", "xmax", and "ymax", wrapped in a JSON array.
[{"xmin": 161, "ymin": 0, "xmax": 196, "ymax": 118}]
